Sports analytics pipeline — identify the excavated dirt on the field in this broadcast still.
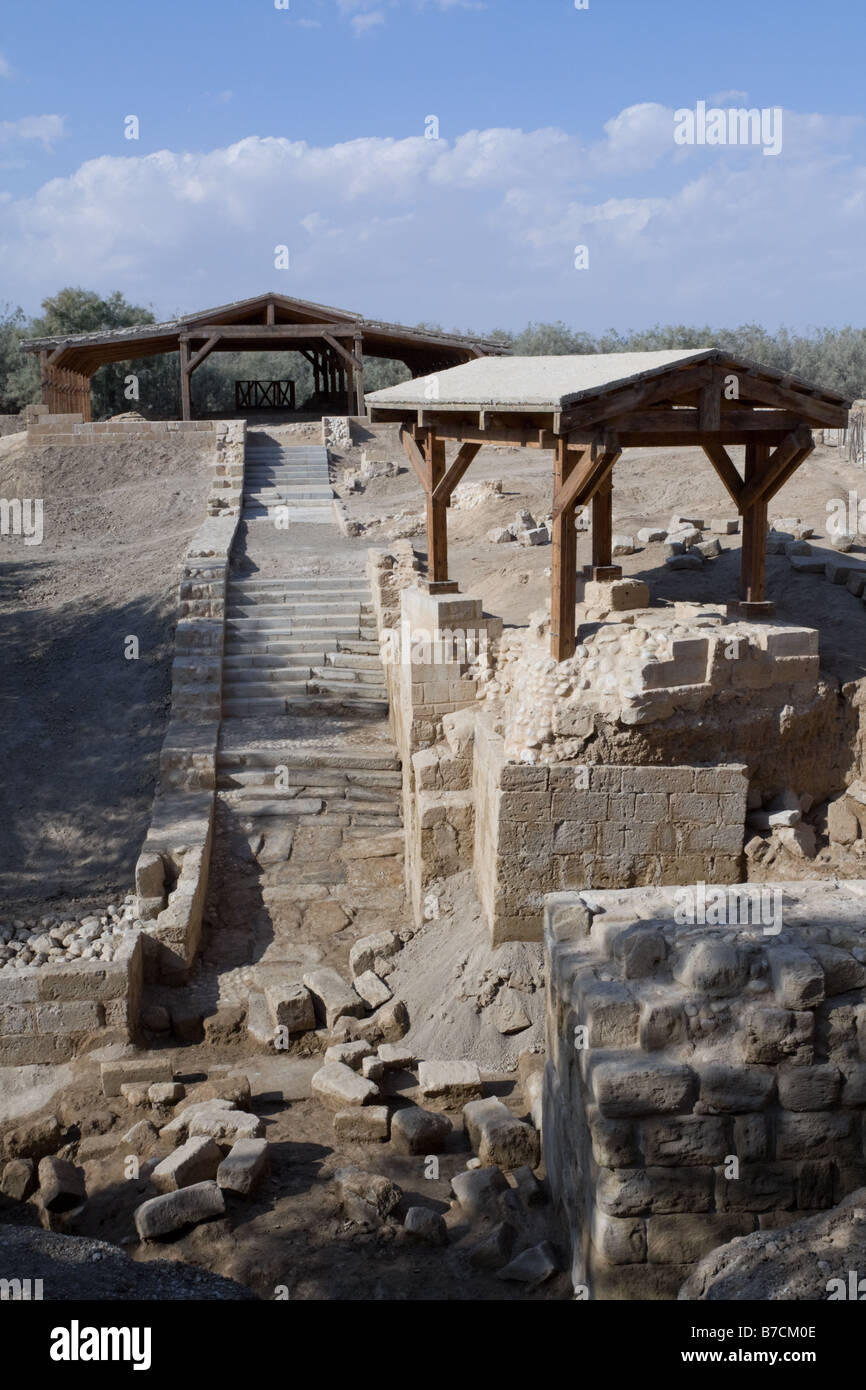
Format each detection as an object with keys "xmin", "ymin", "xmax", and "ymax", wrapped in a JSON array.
[
  {"xmin": 0, "ymin": 1053, "xmax": 569, "ymax": 1302},
  {"xmin": 0, "ymin": 432, "xmax": 215, "ymax": 909}
]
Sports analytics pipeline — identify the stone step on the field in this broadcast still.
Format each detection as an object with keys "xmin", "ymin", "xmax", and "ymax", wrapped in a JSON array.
[
  {"xmin": 310, "ymin": 666, "xmax": 385, "ymax": 686},
  {"xmin": 225, "ymin": 617, "xmax": 364, "ymax": 632},
  {"xmin": 307, "ymin": 677, "xmax": 386, "ymax": 698},
  {"xmin": 223, "ymin": 679, "xmax": 311, "ymax": 698},
  {"xmin": 222, "ymin": 694, "xmax": 390, "ymax": 718},
  {"xmin": 229, "ymin": 577, "xmax": 368, "ymax": 591},
  {"xmin": 226, "ymin": 601, "xmax": 364, "ymax": 617},
  {"xmin": 337, "ymin": 639, "xmax": 381, "ymax": 655},
  {"xmin": 327, "ymin": 651, "xmax": 382, "ymax": 671},
  {"xmin": 222, "ymin": 654, "xmax": 326, "ymax": 670},
  {"xmin": 217, "ymin": 747, "xmax": 400, "ymax": 772},
  {"xmin": 217, "ymin": 766, "xmax": 402, "ymax": 789}
]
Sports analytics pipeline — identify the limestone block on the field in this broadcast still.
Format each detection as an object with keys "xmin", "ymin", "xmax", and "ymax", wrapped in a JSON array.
[
  {"xmin": 767, "ymin": 946, "xmax": 824, "ymax": 1010},
  {"xmin": 591, "ymin": 1059, "xmax": 696, "ymax": 1116},
  {"xmin": 591, "ymin": 1210, "xmax": 647, "ymax": 1264},
  {"xmin": 647, "ymin": 1214, "xmax": 754, "ymax": 1264},
  {"xmin": 302, "ymin": 968, "xmax": 365, "ymax": 1028},
  {"xmin": 311, "ymin": 1062, "xmax": 380, "ymax": 1110},
  {"xmin": 151, "ymin": 1137, "xmax": 222, "ymax": 1193},
  {"xmin": 417, "ymin": 1059, "xmax": 482, "ymax": 1106},
  {"xmin": 390, "ymin": 1106, "xmax": 451, "ymax": 1154},
  {"xmin": 134, "ymin": 1180, "xmax": 225, "ymax": 1239},
  {"xmin": 216, "ymin": 1138, "xmax": 269, "ymax": 1196}
]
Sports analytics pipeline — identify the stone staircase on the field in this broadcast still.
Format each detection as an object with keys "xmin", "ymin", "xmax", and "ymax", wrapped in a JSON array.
[
  {"xmin": 221, "ymin": 575, "xmax": 388, "ymax": 717},
  {"xmin": 242, "ymin": 441, "xmax": 334, "ymax": 522},
  {"xmin": 183, "ymin": 433, "xmax": 408, "ymax": 1043}
]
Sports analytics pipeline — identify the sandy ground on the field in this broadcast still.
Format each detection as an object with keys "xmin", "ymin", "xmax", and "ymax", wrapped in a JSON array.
[{"xmin": 0, "ymin": 432, "xmax": 215, "ymax": 909}]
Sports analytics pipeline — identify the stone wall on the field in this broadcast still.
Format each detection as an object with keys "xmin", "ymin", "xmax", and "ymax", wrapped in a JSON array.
[
  {"xmin": 473, "ymin": 711, "xmax": 748, "ymax": 943},
  {"xmin": 131, "ymin": 424, "xmax": 244, "ymax": 985},
  {"xmin": 0, "ymin": 932, "xmax": 143, "ymax": 1065},
  {"xmin": 543, "ymin": 879, "xmax": 866, "ymax": 1299},
  {"xmin": 26, "ymin": 416, "xmax": 217, "ymax": 444}
]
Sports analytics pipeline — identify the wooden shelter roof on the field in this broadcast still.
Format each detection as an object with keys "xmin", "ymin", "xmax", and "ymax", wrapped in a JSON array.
[
  {"xmin": 21, "ymin": 291, "xmax": 508, "ymax": 375},
  {"xmin": 366, "ymin": 348, "xmax": 851, "ymax": 660}
]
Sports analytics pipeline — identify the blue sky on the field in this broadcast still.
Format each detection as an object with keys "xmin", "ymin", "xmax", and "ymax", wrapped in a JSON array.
[{"xmin": 1, "ymin": 0, "xmax": 864, "ymax": 332}]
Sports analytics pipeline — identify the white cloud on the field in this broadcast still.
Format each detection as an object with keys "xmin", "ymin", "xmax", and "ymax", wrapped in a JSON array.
[
  {"xmin": 1, "ymin": 107, "xmax": 864, "ymax": 332},
  {"xmin": 336, "ymin": 0, "xmax": 482, "ymax": 32},
  {"xmin": 351, "ymin": 9, "xmax": 385, "ymax": 33},
  {"xmin": 0, "ymin": 114, "xmax": 65, "ymax": 149}
]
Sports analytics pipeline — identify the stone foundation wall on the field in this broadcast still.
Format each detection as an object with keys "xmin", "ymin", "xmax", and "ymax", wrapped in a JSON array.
[
  {"xmin": 473, "ymin": 712, "xmax": 748, "ymax": 943},
  {"xmin": 543, "ymin": 879, "xmax": 866, "ymax": 1299},
  {"xmin": 0, "ymin": 932, "xmax": 143, "ymax": 1064}
]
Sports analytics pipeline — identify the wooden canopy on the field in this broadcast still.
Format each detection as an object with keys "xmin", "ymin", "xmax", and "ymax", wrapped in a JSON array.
[
  {"xmin": 366, "ymin": 349, "xmax": 851, "ymax": 660},
  {"xmin": 21, "ymin": 291, "xmax": 507, "ymax": 421}
]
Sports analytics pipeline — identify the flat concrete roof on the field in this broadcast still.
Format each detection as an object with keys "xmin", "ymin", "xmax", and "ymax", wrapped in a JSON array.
[
  {"xmin": 366, "ymin": 350, "xmax": 712, "ymax": 411},
  {"xmin": 365, "ymin": 348, "xmax": 851, "ymax": 413}
]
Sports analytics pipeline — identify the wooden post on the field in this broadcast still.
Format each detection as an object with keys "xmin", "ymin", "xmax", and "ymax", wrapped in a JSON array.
[
  {"xmin": 179, "ymin": 339, "xmax": 191, "ymax": 420},
  {"xmin": 425, "ymin": 428, "xmax": 449, "ymax": 587},
  {"xmin": 551, "ymin": 437, "xmax": 578, "ymax": 661},
  {"xmin": 354, "ymin": 333, "xmax": 365, "ymax": 415},
  {"xmin": 741, "ymin": 443, "xmax": 769, "ymax": 602},
  {"xmin": 592, "ymin": 474, "xmax": 613, "ymax": 569},
  {"xmin": 345, "ymin": 358, "xmax": 355, "ymax": 416}
]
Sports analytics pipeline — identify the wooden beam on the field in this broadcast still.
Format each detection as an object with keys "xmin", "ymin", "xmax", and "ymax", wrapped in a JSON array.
[
  {"xmin": 183, "ymin": 322, "xmax": 357, "ymax": 340},
  {"xmin": 701, "ymin": 441, "xmax": 744, "ymax": 507},
  {"xmin": 353, "ymin": 333, "xmax": 365, "ymax": 415},
  {"xmin": 698, "ymin": 377, "xmax": 722, "ymax": 431},
  {"xmin": 399, "ymin": 426, "xmax": 430, "ymax": 492},
  {"xmin": 187, "ymin": 333, "xmax": 221, "ymax": 373},
  {"xmin": 733, "ymin": 372, "xmax": 849, "ymax": 429},
  {"xmin": 552, "ymin": 442, "xmax": 618, "ymax": 519},
  {"xmin": 551, "ymin": 437, "xmax": 579, "ymax": 662},
  {"xmin": 763, "ymin": 443, "xmax": 815, "ymax": 504},
  {"xmin": 179, "ymin": 338, "xmax": 191, "ymax": 421},
  {"xmin": 738, "ymin": 427, "xmax": 813, "ymax": 511},
  {"xmin": 322, "ymin": 333, "xmax": 363, "ymax": 373},
  {"xmin": 266, "ymin": 301, "xmax": 275, "ymax": 325},
  {"xmin": 592, "ymin": 475, "xmax": 613, "ymax": 570},
  {"xmin": 425, "ymin": 428, "xmax": 449, "ymax": 584},
  {"xmin": 560, "ymin": 362, "xmax": 714, "ymax": 433},
  {"xmin": 741, "ymin": 443, "xmax": 770, "ymax": 602},
  {"xmin": 600, "ymin": 408, "xmax": 803, "ymax": 434},
  {"xmin": 431, "ymin": 442, "xmax": 482, "ymax": 504}
]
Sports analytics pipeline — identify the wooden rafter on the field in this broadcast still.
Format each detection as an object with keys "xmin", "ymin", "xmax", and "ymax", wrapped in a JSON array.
[
  {"xmin": 737, "ymin": 427, "xmax": 813, "ymax": 511},
  {"xmin": 399, "ymin": 426, "xmax": 430, "ymax": 492},
  {"xmin": 701, "ymin": 441, "xmax": 744, "ymax": 507},
  {"xmin": 431, "ymin": 443, "xmax": 482, "ymax": 504}
]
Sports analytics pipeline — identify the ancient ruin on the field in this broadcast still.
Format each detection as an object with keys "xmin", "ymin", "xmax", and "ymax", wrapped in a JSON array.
[{"xmin": 3, "ymin": 330, "xmax": 866, "ymax": 1311}]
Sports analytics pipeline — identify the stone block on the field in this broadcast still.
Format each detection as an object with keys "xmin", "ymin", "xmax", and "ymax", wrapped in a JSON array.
[
  {"xmin": 101, "ymin": 1059, "xmax": 173, "ymax": 1097},
  {"xmin": 37, "ymin": 1156, "xmax": 86, "ymax": 1212},
  {"xmin": 216, "ymin": 1138, "xmax": 269, "ymax": 1196},
  {"xmin": 390, "ymin": 1105, "xmax": 451, "ymax": 1154},
  {"xmin": 597, "ymin": 1165, "xmax": 715, "ymax": 1216},
  {"xmin": 591, "ymin": 1210, "xmax": 647, "ymax": 1264},
  {"xmin": 591, "ymin": 1058, "xmax": 696, "ymax": 1116},
  {"xmin": 777, "ymin": 1065, "xmax": 842, "ymax": 1111},
  {"xmin": 647, "ymin": 1213, "xmax": 754, "ymax": 1264},
  {"xmin": 641, "ymin": 1115, "xmax": 729, "ymax": 1166},
  {"xmin": 302, "ymin": 968, "xmax": 365, "ymax": 1028},
  {"xmin": 334, "ymin": 1107, "xmax": 390, "ymax": 1142},
  {"xmin": 417, "ymin": 1060, "xmax": 482, "ymax": 1106},
  {"xmin": 767, "ymin": 946, "xmax": 824, "ymax": 1009},
  {"xmin": 714, "ymin": 1163, "xmax": 796, "ymax": 1213},
  {"xmin": 312, "ymin": 1063, "xmax": 380, "ymax": 1111},
  {"xmin": 151, "ymin": 1137, "xmax": 222, "ymax": 1193},
  {"xmin": 264, "ymin": 980, "xmax": 316, "ymax": 1035},
  {"xmin": 134, "ymin": 1180, "xmax": 225, "ymax": 1239}
]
